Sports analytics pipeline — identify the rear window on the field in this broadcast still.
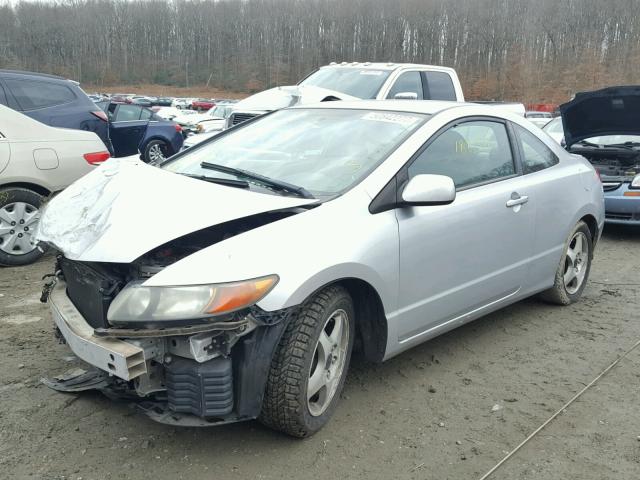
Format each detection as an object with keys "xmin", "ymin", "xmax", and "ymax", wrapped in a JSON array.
[
  {"xmin": 425, "ymin": 71, "xmax": 456, "ymax": 101},
  {"xmin": 5, "ymin": 78, "xmax": 76, "ymax": 110}
]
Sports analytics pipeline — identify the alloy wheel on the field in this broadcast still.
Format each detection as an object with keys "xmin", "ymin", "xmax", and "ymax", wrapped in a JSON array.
[
  {"xmin": 0, "ymin": 202, "xmax": 40, "ymax": 255},
  {"xmin": 563, "ymin": 231, "xmax": 589, "ymax": 295},
  {"xmin": 307, "ymin": 308, "xmax": 350, "ymax": 417},
  {"xmin": 148, "ymin": 143, "xmax": 166, "ymax": 163}
]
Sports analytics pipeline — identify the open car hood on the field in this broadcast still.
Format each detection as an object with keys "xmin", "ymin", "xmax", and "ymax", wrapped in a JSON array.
[
  {"xmin": 232, "ymin": 85, "xmax": 359, "ymax": 112},
  {"xmin": 36, "ymin": 159, "xmax": 316, "ymax": 263},
  {"xmin": 560, "ymin": 85, "xmax": 640, "ymax": 148}
]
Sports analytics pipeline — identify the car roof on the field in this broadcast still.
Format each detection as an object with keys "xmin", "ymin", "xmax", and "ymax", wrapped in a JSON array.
[
  {"xmin": 289, "ymin": 99, "xmax": 466, "ymax": 115},
  {"xmin": 0, "ymin": 69, "xmax": 68, "ymax": 81},
  {"xmin": 318, "ymin": 62, "xmax": 458, "ymax": 74}
]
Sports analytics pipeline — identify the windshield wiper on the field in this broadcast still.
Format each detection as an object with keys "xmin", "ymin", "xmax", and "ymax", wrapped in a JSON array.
[
  {"xmin": 601, "ymin": 141, "xmax": 640, "ymax": 149},
  {"xmin": 575, "ymin": 140, "xmax": 602, "ymax": 148},
  {"xmin": 200, "ymin": 161, "xmax": 315, "ymax": 199},
  {"xmin": 180, "ymin": 173, "xmax": 249, "ymax": 188}
]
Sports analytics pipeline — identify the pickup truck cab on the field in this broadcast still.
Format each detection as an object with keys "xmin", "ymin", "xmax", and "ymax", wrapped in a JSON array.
[{"xmin": 227, "ymin": 62, "xmax": 464, "ymax": 127}]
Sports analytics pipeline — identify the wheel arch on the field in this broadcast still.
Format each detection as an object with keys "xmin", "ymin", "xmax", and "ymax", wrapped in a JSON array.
[
  {"xmin": 0, "ymin": 182, "xmax": 51, "ymax": 197},
  {"xmin": 579, "ymin": 213, "xmax": 599, "ymax": 246},
  {"xmin": 294, "ymin": 277, "xmax": 389, "ymax": 364},
  {"xmin": 139, "ymin": 135, "xmax": 172, "ymax": 157}
]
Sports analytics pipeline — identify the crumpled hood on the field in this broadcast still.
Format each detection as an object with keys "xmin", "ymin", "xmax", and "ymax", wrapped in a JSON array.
[
  {"xmin": 560, "ymin": 85, "xmax": 640, "ymax": 148},
  {"xmin": 36, "ymin": 159, "xmax": 315, "ymax": 263},
  {"xmin": 232, "ymin": 85, "xmax": 359, "ymax": 112}
]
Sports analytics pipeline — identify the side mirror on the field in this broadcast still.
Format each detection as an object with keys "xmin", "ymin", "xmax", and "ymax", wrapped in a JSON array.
[
  {"xmin": 401, "ymin": 174, "xmax": 456, "ymax": 206},
  {"xmin": 394, "ymin": 92, "xmax": 419, "ymax": 100}
]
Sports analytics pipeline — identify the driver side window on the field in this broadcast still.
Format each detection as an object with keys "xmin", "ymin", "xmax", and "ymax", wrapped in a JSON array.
[
  {"xmin": 386, "ymin": 72, "xmax": 424, "ymax": 100},
  {"xmin": 408, "ymin": 121, "xmax": 515, "ymax": 189}
]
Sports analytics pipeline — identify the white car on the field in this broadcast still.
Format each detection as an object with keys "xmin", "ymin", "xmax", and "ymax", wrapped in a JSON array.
[
  {"xmin": 39, "ymin": 101, "xmax": 603, "ymax": 437},
  {"xmin": 227, "ymin": 62, "xmax": 465, "ymax": 127},
  {"xmin": 525, "ymin": 111, "xmax": 554, "ymax": 128},
  {"xmin": 171, "ymin": 98, "xmax": 196, "ymax": 109},
  {"xmin": 0, "ymin": 105, "xmax": 109, "ymax": 266},
  {"xmin": 153, "ymin": 106, "xmax": 186, "ymax": 121},
  {"xmin": 181, "ymin": 130, "xmax": 222, "ymax": 150},
  {"xmin": 174, "ymin": 103, "xmax": 236, "ymax": 134}
]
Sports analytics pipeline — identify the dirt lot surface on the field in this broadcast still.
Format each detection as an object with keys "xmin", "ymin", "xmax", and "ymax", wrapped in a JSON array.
[{"xmin": 1, "ymin": 225, "xmax": 639, "ymax": 480}]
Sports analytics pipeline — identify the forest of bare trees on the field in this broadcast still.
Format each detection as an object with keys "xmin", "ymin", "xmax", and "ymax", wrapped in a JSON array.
[{"xmin": 1, "ymin": 0, "xmax": 639, "ymax": 103}]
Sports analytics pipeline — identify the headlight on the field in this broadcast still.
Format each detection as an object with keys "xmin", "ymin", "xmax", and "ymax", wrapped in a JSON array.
[
  {"xmin": 107, "ymin": 275, "xmax": 278, "ymax": 324},
  {"xmin": 631, "ymin": 174, "xmax": 640, "ymax": 188}
]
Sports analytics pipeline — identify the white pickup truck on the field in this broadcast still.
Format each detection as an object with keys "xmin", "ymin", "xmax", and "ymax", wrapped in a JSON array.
[{"xmin": 226, "ymin": 62, "xmax": 465, "ymax": 128}]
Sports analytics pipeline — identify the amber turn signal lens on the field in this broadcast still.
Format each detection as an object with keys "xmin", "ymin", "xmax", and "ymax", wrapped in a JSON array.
[
  {"xmin": 205, "ymin": 275, "xmax": 278, "ymax": 314},
  {"xmin": 623, "ymin": 191, "xmax": 640, "ymax": 197}
]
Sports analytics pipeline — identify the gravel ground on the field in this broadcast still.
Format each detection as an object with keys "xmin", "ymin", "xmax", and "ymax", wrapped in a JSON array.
[{"xmin": 0, "ymin": 225, "xmax": 638, "ymax": 480}]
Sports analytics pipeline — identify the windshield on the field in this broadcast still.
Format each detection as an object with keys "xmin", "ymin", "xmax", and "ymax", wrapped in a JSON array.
[
  {"xmin": 207, "ymin": 104, "xmax": 233, "ymax": 118},
  {"xmin": 163, "ymin": 108, "xmax": 426, "ymax": 197},
  {"xmin": 299, "ymin": 68, "xmax": 392, "ymax": 99},
  {"xmin": 543, "ymin": 117, "xmax": 563, "ymax": 134},
  {"xmin": 581, "ymin": 135, "xmax": 640, "ymax": 146}
]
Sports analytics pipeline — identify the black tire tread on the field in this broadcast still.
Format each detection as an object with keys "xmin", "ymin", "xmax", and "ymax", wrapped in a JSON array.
[
  {"xmin": 539, "ymin": 221, "xmax": 592, "ymax": 305},
  {"xmin": 259, "ymin": 285, "xmax": 350, "ymax": 437},
  {"xmin": 0, "ymin": 187, "xmax": 46, "ymax": 267}
]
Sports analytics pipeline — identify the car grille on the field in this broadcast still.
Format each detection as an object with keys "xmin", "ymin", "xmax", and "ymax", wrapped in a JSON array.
[
  {"xmin": 59, "ymin": 258, "xmax": 122, "ymax": 329},
  {"xmin": 230, "ymin": 112, "xmax": 258, "ymax": 126},
  {"xmin": 166, "ymin": 357, "xmax": 234, "ymax": 418},
  {"xmin": 605, "ymin": 211, "xmax": 634, "ymax": 221},
  {"xmin": 602, "ymin": 182, "xmax": 622, "ymax": 192}
]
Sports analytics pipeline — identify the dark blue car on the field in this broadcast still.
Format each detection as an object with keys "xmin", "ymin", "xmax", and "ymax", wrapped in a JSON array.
[
  {"xmin": 0, "ymin": 70, "xmax": 110, "ymax": 151},
  {"xmin": 98, "ymin": 102, "xmax": 184, "ymax": 163}
]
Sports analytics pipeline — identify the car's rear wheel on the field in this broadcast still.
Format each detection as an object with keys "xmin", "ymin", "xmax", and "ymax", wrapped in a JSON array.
[
  {"xmin": 539, "ymin": 221, "xmax": 593, "ymax": 305},
  {"xmin": 143, "ymin": 139, "xmax": 171, "ymax": 164},
  {"xmin": 0, "ymin": 188, "xmax": 47, "ymax": 266},
  {"xmin": 260, "ymin": 285, "xmax": 355, "ymax": 437}
]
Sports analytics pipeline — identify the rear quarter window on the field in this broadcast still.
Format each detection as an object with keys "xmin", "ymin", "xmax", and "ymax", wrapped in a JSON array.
[
  {"xmin": 5, "ymin": 78, "xmax": 77, "ymax": 110},
  {"xmin": 424, "ymin": 71, "xmax": 457, "ymax": 101},
  {"xmin": 514, "ymin": 123, "xmax": 559, "ymax": 174}
]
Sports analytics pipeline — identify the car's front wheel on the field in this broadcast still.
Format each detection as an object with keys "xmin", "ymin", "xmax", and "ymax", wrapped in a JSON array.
[
  {"xmin": 0, "ymin": 188, "xmax": 47, "ymax": 266},
  {"xmin": 260, "ymin": 285, "xmax": 355, "ymax": 437},
  {"xmin": 143, "ymin": 139, "xmax": 171, "ymax": 164},
  {"xmin": 540, "ymin": 220, "xmax": 593, "ymax": 305}
]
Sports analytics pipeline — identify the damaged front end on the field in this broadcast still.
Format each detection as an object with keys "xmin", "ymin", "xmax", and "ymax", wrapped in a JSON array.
[{"xmin": 42, "ymin": 254, "xmax": 296, "ymax": 426}]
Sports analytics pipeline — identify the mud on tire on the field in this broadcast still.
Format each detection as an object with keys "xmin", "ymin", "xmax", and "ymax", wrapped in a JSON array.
[{"xmin": 259, "ymin": 285, "xmax": 355, "ymax": 437}]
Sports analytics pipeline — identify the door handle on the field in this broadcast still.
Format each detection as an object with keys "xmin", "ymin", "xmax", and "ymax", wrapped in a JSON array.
[{"xmin": 506, "ymin": 194, "xmax": 529, "ymax": 208}]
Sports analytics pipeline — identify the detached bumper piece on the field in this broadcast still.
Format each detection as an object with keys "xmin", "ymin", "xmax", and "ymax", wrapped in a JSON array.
[{"xmin": 166, "ymin": 357, "xmax": 233, "ymax": 418}]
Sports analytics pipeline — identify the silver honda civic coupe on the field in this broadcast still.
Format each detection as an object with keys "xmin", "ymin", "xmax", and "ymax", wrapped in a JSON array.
[{"xmin": 37, "ymin": 100, "xmax": 604, "ymax": 437}]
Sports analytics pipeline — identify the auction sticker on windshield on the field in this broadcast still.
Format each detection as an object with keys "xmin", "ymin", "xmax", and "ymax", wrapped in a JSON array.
[{"xmin": 362, "ymin": 112, "xmax": 422, "ymax": 125}]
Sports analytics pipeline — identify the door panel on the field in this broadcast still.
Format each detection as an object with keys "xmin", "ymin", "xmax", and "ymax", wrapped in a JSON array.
[
  {"xmin": 108, "ymin": 104, "xmax": 148, "ymax": 157},
  {"xmin": 0, "ymin": 141, "xmax": 10, "ymax": 174},
  {"xmin": 396, "ymin": 176, "xmax": 535, "ymax": 341},
  {"xmin": 395, "ymin": 119, "xmax": 535, "ymax": 342}
]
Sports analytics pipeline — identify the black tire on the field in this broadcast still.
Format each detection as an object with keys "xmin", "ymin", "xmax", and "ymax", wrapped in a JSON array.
[
  {"xmin": 539, "ymin": 221, "xmax": 593, "ymax": 305},
  {"xmin": 0, "ymin": 188, "xmax": 47, "ymax": 266},
  {"xmin": 259, "ymin": 285, "xmax": 355, "ymax": 437},
  {"xmin": 142, "ymin": 139, "xmax": 171, "ymax": 164}
]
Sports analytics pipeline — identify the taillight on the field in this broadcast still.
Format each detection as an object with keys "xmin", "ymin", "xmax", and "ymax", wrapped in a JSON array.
[
  {"xmin": 83, "ymin": 151, "xmax": 111, "ymax": 165},
  {"xmin": 174, "ymin": 124, "xmax": 182, "ymax": 132},
  {"xmin": 91, "ymin": 110, "xmax": 108, "ymax": 122}
]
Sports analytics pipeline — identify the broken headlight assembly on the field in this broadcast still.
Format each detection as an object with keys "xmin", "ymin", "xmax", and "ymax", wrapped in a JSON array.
[{"xmin": 107, "ymin": 275, "xmax": 278, "ymax": 324}]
